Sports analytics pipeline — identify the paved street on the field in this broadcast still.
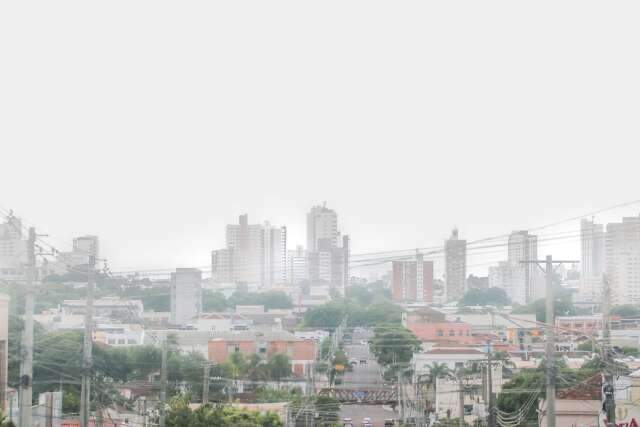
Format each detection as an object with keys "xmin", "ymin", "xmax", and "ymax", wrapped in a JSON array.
[{"xmin": 338, "ymin": 328, "xmax": 396, "ymax": 427}]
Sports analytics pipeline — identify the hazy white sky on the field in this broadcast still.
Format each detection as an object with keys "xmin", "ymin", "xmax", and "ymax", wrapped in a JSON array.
[{"xmin": 1, "ymin": 1, "xmax": 639, "ymax": 275}]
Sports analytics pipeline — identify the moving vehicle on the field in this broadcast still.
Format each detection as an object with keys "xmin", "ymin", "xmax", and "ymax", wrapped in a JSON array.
[
  {"xmin": 359, "ymin": 358, "xmax": 367, "ymax": 364},
  {"xmin": 343, "ymin": 417, "xmax": 354, "ymax": 427},
  {"xmin": 384, "ymin": 419, "xmax": 396, "ymax": 426}
]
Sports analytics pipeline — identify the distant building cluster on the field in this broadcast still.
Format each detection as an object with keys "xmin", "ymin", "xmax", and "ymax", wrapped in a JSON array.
[
  {"xmin": 488, "ymin": 230, "xmax": 542, "ymax": 305},
  {"xmin": 210, "ymin": 203, "xmax": 350, "ymax": 294}
]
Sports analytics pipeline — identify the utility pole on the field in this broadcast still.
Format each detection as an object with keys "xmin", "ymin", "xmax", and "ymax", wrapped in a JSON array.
[
  {"xmin": 160, "ymin": 336, "xmax": 168, "ymax": 427},
  {"xmin": 80, "ymin": 255, "xmax": 96, "ymax": 427},
  {"xmin": 457, "ymin": 370, "xmax": 465, "ymax": 427},
  {"xmin": 202, "ymin": 363, "xmax": 210, "ymax": 405},
  {"xmin": 19, "ymin": 227, "xmax": 36, "ymax": 427},
  {"xmin": 521, "ymin": 255, "xmax": 578, "ymax": 427},
  {"xmin": 486, "ymin": 340, "xmax": 495, "ymax": 427},
  {"xmin": 602, "ymin": 274, "xmax": 616, "ymax": 427}
]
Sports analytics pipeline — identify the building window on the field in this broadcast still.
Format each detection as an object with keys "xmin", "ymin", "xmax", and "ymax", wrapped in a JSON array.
[
  {"xmin": 449, "ymin": 330, "xmax": 455, "ymax": 336},
  {"xmin": 117, "ymin": 339, "xmax": 125, "ymax": 345},
  {"xmin": 108, "ymin": 339, "xmax": 116, "ymax": 345},
  {"xmin": 437, "ymin": 330, "xmax": 444, "ymax": 337},
  {"xmin": 127, "ymin": 339, "xmax": 136, "ymax": 345}
]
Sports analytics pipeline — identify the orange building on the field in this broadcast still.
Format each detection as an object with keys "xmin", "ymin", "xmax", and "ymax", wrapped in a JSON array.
[{"xmin": 208, "ymin": 331, "xmax": 316, "ymax": 376}]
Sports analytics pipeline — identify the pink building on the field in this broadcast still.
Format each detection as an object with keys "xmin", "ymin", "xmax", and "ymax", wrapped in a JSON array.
[
  {"xmin": 403, "ymin": 307, "xmax": 475, "ymax": 345},
  {"xmin": 208, "ymin": 331, "xmax": 316, "ymax": 376}
]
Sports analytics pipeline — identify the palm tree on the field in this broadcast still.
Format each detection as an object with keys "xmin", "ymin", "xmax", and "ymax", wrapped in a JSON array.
[
  {"xmin": 419, "ymin": 362, "xmax": 453, "ymax": 408},
  {"xmin": 429, "ymin": 362, "xmax": 452, "ymax": 393}
]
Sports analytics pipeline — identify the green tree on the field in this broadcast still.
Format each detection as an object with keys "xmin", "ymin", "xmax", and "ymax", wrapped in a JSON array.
[
  {"xmin": 511, "ymin": 293, "xmax": 581, "ymax": 322},
  {"xmin": 165, "ymin": 395, "xmax": 283, "ymax": 427},
  {"xmin": 227, "ymin": 291, "xmax": 293, "ymax": 310},
  {"xmin": 459, "ymin": 287, "xmax": 510, "ymax": 307},
  {"xmin": 203, "ymin": 290, "xmax": 228, "ymax": 311},
  {"xmin": 425, "ymin": 362, "xmax": 452, "ymax": 396},
  {"xmin": 314, "ymin": 396, "xmax": 340, "ymax": 425},
  {"xmin": 369, "ymin": 326, "xmax": 420, "ymax": 377},
  {"xmin": 303, "ymin": 303, "xmax": 346, "ymax": 328},
  {"xmin": 611, "ymin": 304, "xmax": 640, "ymax": 319},
  {"xmin": 267, "ymin": 354, "xmax": 291, "ymax": 383}
]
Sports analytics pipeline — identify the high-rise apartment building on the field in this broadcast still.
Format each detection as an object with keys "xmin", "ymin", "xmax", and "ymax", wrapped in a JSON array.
[
  {"xmin": 211, "ymin": 215, "xmax": 287, "ymax": 286},
  {"xmin": 170, "ymin": 268, "xmax": 202, "ymax": 325},
  {"xmin": 306, "ymin": 204, "xmax": 349, "ymax": 293},
  {"xmin": 444, "ymin": 229, "xmax": 466, "ymax": 302},
  {"xmin": 605, "ymin": 215, "xmax": 640, "ymax": 304},
  {"xmin": 0, "ymin": 214, "xmax": 27, "ymax": 280},
  {"xmin": 307, "ymin": 204, "xmax": 339, "ymax": 252},
  {"xmin": 507, "ymin": 230, "xmax": 540, "ymax": 304},
  {"xmin": 287, "ymin": 246, "xmax": 308, "ymax": 285},
  {"xmin": 580, "ymin": 218, "xmax": 605, "ymax": 302},
  {"xmin": 392, "ymin": 254, "xmax": 434, "ymax": 303}
]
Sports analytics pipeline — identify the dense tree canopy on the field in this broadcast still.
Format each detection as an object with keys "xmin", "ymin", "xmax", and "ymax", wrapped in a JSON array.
[
  {"xmin": 228, "ymin": 291, "xmax": 293, "ymax": 310},
  {"xmin": 166, "ymin": 396, "xmax": 283, "ymax": 427},
  {"xmin": 459, "ymin": 287, "xmax": 510, "ymax": 307},
  {"xmin": 303, "ymin": 284, "xmax": 402, "ymax": 329},
  {"xmin": 369, "ymin": 326, "xmax": 421, "ymax": 372},
  {"xmin": 610, "ymin": 304, "xmax": 640, "ymax": 319}
]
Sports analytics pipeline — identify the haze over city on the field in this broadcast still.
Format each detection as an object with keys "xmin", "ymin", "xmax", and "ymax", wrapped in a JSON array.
[{"xmin": 2, "ymin": 2, "xmax": 640, "ymax": 427}]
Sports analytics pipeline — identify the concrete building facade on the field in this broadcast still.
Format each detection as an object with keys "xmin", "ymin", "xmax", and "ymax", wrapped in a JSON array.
[
  {"xmin": 507, "ymin": 230, "xmax": 540, "ymax": 304},
  {"xmin": 444, "ymin": 229, "xmax": 466, "ymax": 302},
  {"xmin": 306, "ymin": 204, "xmax": 349, "ymax": 294},
  {"xmin": 212, "ymin": 215, "xmax": 287, "ymax": 286},
  {"xmin": 605, "ymin": 215, "xmax": 640, "ymax": 304},
  {"xmin": 170, "ymin": 268, "xmax": 202, "ymax": 325},
  {"xmin": 391, "ymin": 257, "xmax": 434, "ymax": 303}
]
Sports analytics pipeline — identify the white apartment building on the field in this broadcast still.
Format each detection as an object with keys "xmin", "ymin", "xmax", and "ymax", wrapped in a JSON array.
[
  {"xmin": 170, "ymin": 268, "xmax": 202, "ymax": 325},
  {"xmin": 212, "ymin": 215, "xmax": 287, "ymax": 287},
  {"xmin": 287, "ymin": 246, "xmax": 308, "ymax": 284},
  {"xmin": 507, "ymin": 231, "xmax": 541, "ymax": 304},
  {"xmin": 306, "ymin": 204, "xmax": 349, "ymax": 293},
  {"xmin": 0, "ymin": 215, "xmax": 27, "ymax": 280},
  {"xmin": 444, "ymin": 228, "xmax": 467, "ymax": 302},
  {"xmin": 606, "ymin": 215, "xmax": 640, "ymax": 304},
  {"xmin": 579, "ymin": 219, "xmax": 605, "ymax": 302},
  {"xmin": 306, "ymin": 203, "xmax": 339, "ymax": 252}
]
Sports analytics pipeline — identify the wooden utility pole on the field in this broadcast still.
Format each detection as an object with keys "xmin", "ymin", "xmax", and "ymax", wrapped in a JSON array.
[
  {"xmin": 19, "ymin": 227, "xmax": 36, "ymax": 427},
  {"xmin": 487, "ymin": 340, "xmax": 495, "ymax": 427},
  {"xmin": 457, "ymin": 371, "xmax": 465, "ymax": 427},
  {"xmin": 602, "ymin": 274, "xmax": 616, "ymax": 427},
  {"xmin": 80, "ymin": 256, "xmax": 96, "ymax": 427},
  {"xmin": 202, "ymin": 363, "xmax": 210, "ymax": 405},
  {"xmin": 522, "ymin": 255, "xmax": 578, "ymax": 427},
  {"xmin": 160, "ymin": 336, "xmax": 168, "ymax": 427}
]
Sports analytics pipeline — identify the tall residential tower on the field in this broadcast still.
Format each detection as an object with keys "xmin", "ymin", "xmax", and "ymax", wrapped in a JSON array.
[{"xmin": 444, "ymin": 228, "xmax": 466, "ymax": 302}]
